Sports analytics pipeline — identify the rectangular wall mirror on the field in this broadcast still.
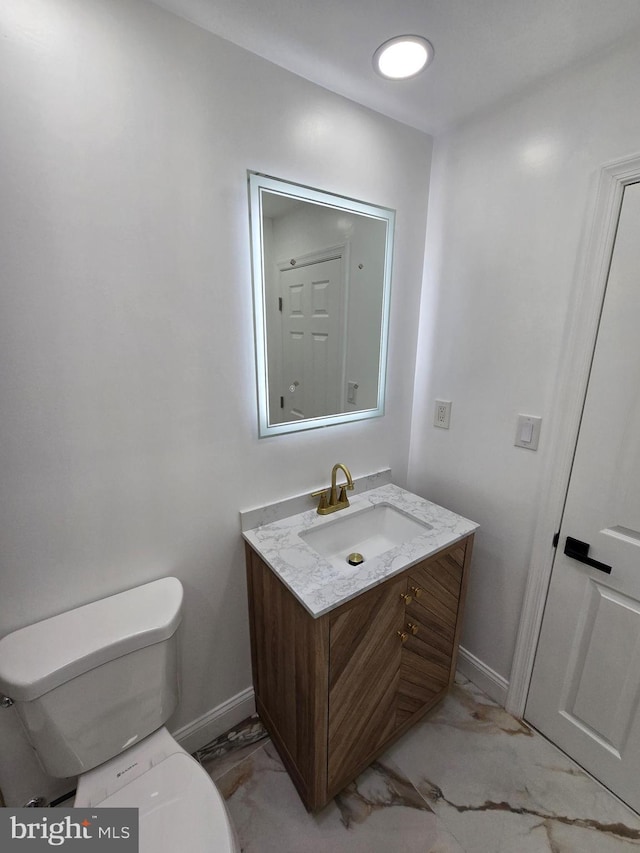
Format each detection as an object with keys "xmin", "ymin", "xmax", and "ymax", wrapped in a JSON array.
[{"xmin": 248, "ymin": 172, "xmax": 395, "ymax": 437}]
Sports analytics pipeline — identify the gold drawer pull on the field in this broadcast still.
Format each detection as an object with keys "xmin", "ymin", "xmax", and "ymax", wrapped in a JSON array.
[
  {"xmin": 407, "ymin": 622, "xmax": 419, "ymax": 635},
  {"xmin": 397, "ymin": 631, "xmax": 409, "ymax": 643},
  {"xmin": 410, "ymin": 586, "xmax": 423, "ymax": 599},
  {"xmin": 400, "ymin": 592, "xmax": 413, "ymax": 604}
]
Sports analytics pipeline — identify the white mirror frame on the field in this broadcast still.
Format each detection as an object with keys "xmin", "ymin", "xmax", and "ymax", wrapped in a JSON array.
[{"xmin": 248, "ymin": 172, "xmax": 395, "ymax": 437}]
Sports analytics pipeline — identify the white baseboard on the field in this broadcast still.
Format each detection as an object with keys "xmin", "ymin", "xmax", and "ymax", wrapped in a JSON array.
[
  {"xmin": 457, "ymin": 646, "xmax": 509, "ymax": 708},
  {"xmin": 172, "ymin": 687, "xmax": 256, "ymax": 755}
]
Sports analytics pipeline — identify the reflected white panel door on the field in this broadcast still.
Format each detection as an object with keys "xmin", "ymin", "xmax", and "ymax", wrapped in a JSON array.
[
  {"xmin": 279, "ymin": 256, "xmax": 345, "ymax": 422},
  {"xmin": 526, "ymin": 181, "xmax": 640, "ymax": 811}
]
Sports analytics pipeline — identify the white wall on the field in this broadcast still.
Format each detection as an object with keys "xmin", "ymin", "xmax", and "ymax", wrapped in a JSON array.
[
  {"xmin": 408, "ymin": 31, "xmax": 640, "ymax": 690},
  {"xmin": 0, "ymin": 0, "xmax": 432, "ymax": 804}
]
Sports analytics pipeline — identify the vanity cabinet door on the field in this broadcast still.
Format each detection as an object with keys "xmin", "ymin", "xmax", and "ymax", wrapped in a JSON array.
[
  {"xmin": 327, "ymin": 577, "xmax": 406, "ymax": 792},
  {"xmin": 398, "ymin": 544, "xmax": 466, "ymax": 725}
]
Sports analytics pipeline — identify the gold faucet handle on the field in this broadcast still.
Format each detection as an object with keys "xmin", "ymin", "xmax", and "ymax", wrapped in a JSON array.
[
  {"xmin": 337, "ymin": 485, "xmax": 350, "ymax": 503},
  {"xmin": 311, "ymin": 488, "xmax": 329, "ymax": 510}
]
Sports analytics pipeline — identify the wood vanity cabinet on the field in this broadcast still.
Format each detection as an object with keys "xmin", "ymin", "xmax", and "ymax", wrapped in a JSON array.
[{"xmin": 245, "ymin": 534, "xmax": 474, "ymax": 811}]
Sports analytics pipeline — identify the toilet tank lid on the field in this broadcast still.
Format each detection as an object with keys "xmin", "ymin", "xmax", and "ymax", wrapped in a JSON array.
[{"xmin": 0, "ymin": 578, "xmax": 183, "ymax": 702}]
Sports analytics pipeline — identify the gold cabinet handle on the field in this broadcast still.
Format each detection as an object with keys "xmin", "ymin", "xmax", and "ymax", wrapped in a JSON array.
[
  {"xmin": 397, "ymin": 631, "xmax": 409, "ymax": 643},
  {"xmin": 400, "ymin": 592, "xmax": 413, "ymax": 604},
  {"xmin": 407, "ymin": 622, "xmax": 419, "ymax": 635},
  {"xmin": 410, "ymin": 586, "xmax": 423, "ymax": 599}
]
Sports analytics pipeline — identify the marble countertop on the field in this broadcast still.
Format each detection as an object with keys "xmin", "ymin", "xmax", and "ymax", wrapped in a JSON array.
[{"xmin": 242, "ymin": 484, "xmax": 479, "ymax": 618}]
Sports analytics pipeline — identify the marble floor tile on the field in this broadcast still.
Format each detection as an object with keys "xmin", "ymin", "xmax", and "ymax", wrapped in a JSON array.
[
  {"xmin": 195, "ymin": 714, "xmax": 268, "ymax": 781},
  {"xmin": 384, "ymin": 678, "xmax": 640, "ymax": 853},
  {"xmin": 199, "ymin": 678, "xmax": 640, "ymax": 851},
  {"xmin": 216, "ymin": 740, "xmax": 465, "ymax": 853}
]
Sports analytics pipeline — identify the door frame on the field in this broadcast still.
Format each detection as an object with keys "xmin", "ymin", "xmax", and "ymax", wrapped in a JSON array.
[{"xmin": 507, "ymin": 152, "xmax": 640, "ymax": 718}]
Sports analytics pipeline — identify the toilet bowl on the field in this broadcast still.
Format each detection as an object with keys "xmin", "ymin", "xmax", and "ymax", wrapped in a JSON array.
[
  {"xmin": 0, "ymin": 578, "xmax": 239, "ymax": 853},
  {"xmin": 75, "ymin": 727, "xmax": 239, "ymax": 853}
]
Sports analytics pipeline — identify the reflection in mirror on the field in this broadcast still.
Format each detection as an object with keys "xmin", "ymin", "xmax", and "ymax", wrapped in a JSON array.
[{"xmin": 248, "ymin": 172, "xmax": 395, "ymax": 437}]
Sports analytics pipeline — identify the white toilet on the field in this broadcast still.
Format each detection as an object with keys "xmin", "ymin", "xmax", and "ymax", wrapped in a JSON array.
[{"xmin": 0, "ymin": 578, "xmax": 239, "ymax": 853}]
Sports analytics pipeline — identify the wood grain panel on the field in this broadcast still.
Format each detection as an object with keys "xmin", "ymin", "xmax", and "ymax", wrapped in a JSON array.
[
  {"xmin": 396, "ymin": 544, "xmax": 465, "ymax": 725},
  {"xmin": 245, "ymin": 546, "xmax": 328, "ymax": 808},
  {"xmin": 327, "ymin": 578, "xmax": 405, "ymax": 790},
  {"xmin": 411, "ymin": 553, "xmax": 463, "ymax": 614},
  {"xmin": 397, "ymin": 651, "xmax": 447, "ymax": 719}
]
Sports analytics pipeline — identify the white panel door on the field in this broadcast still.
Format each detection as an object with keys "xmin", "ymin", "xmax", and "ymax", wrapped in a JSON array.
[
  {"xmin": 526, "ymin": 181, "xmax": 640, "ymax": 811},
  {"xmin": 278, "ymin": 256, "xmax": 345, "ymax": 422}
]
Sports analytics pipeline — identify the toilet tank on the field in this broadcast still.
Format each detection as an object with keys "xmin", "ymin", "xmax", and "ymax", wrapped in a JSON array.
[{"xmin": 0, "ymin": 578, "xmax": 183, "ymax": 778}]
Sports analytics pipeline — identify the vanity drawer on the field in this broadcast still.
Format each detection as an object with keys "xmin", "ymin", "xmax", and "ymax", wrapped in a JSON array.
[{"xmin": 397, "ymin": 543, "xmax": 467, "ymax": 723}]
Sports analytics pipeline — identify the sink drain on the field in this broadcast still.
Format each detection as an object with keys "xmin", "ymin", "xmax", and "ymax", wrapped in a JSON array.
[{"xmin": 347, "ymin": 552, "xmax": 364, "ymax": 566}]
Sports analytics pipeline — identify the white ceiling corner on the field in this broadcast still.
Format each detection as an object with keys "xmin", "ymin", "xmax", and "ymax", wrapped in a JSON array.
[{"xmin": 149, "ymin": 0, "xmax": 640, "ymax": 135}]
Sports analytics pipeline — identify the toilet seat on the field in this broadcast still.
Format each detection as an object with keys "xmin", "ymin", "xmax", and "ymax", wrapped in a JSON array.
[{"xmin": 79, "ymin": 750, "xmax": 239, "ymax": 853}]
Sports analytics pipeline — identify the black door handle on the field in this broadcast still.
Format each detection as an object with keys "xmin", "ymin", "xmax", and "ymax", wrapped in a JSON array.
[{"xmin": 564, "ymin": 536, "xmax": 612, "ymax": 574}]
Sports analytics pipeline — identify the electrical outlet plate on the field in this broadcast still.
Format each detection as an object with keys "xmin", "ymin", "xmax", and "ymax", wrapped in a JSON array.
[{"xmin": 434, "ymin": 400, "xmax": 452, "ymax": 429}]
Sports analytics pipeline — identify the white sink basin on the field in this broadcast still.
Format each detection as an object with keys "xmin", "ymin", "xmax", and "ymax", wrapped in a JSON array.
[{"xmin": 300, "ymin": 503, "xmax": 432, "ymax": 570}]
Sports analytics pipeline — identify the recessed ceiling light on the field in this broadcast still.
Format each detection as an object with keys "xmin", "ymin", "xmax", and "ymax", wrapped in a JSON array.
[{"xmin": 373, "ymin": 35, "xmax": 434, "ymax": 80}]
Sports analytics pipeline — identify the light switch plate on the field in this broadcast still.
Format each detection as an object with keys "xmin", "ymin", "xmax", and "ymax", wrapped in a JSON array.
[{"xmin": 515, "ymin": 414, "xmax": 542, "ymax": 450}]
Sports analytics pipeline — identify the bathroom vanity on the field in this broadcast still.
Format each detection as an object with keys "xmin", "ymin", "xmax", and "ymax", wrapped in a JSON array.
[{"xmin": 243, "ymin": 484, "xmax": 478, "ymax": 811}]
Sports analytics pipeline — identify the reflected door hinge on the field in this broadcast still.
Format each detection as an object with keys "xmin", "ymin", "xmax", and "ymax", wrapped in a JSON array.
[
  {"xmin": 278, "ymin": 297, "xmax": 283, "ymax": 312},
  {"xmin": 552, "ymin": 531, "xmax": 560, "ymax": 548}
]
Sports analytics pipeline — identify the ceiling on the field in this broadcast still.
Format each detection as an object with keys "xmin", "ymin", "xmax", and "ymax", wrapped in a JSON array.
[{"xmin": 150, "ymin": 0, "xmax": 640, "ymax": 135}]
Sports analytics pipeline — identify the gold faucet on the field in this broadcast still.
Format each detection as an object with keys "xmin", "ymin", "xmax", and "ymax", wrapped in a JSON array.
[{"xmin": 311, "ymin": 463, "xmax": 355, "ymax": 515}]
